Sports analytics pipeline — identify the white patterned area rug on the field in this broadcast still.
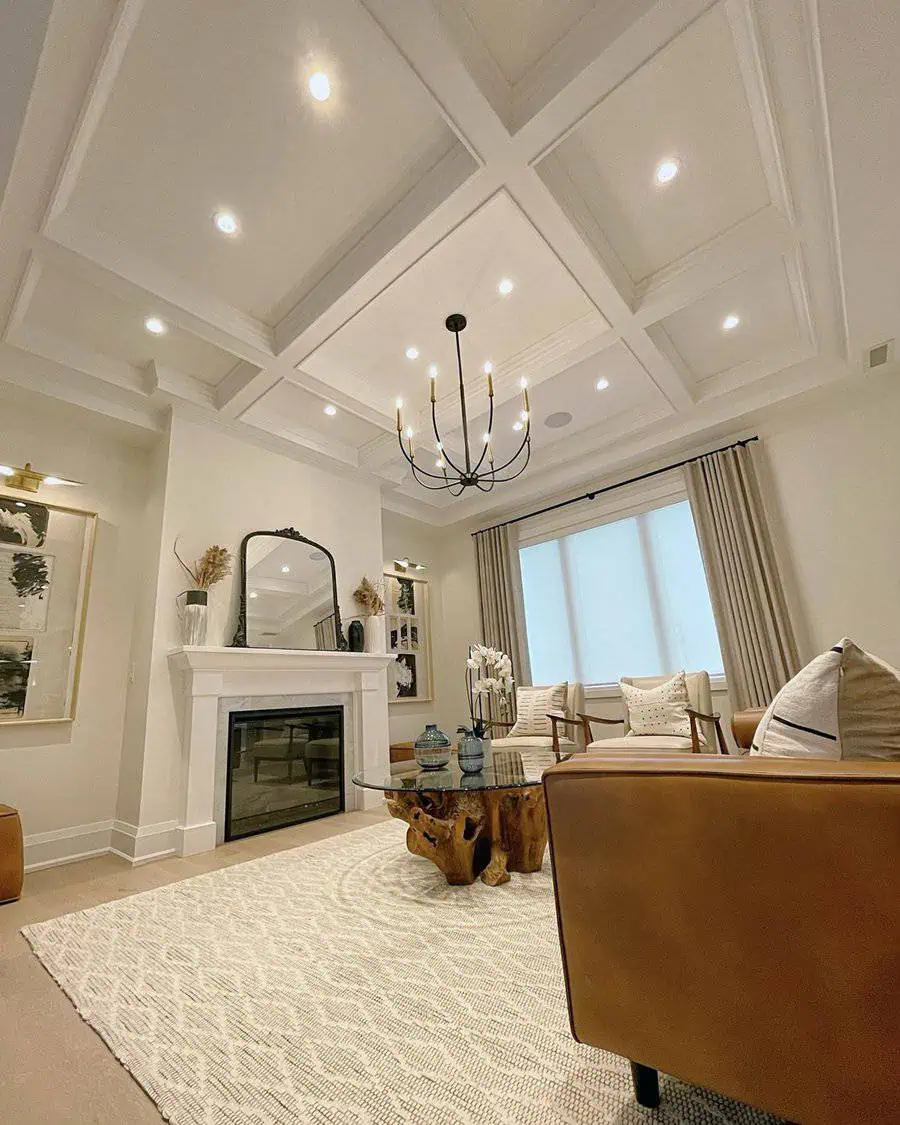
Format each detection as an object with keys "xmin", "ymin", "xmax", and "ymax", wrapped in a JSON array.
[{"xmin": 24, "ymin": 820, "xmax": 782, "ymax": 1125}]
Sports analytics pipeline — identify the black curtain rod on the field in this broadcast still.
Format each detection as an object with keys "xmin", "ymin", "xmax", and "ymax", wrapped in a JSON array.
[{"xmin": 472, "ymin": 435, "xmax": 759, "ymax": 537}]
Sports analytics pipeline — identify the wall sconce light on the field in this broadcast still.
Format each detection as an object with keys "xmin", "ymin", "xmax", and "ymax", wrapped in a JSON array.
[
  {"xmin": 393, "ymin": 558, "xmax": 427, "ymax": 572},
  {"xmin": 0, "ymin": 462, "xmax": 82, "ymax": 493}
]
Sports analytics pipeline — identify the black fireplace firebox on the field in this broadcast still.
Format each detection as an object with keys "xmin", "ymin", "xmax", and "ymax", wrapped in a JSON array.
[{"xmin": 225, "ymin": 706, "xmax": 344, "ymax": 841}]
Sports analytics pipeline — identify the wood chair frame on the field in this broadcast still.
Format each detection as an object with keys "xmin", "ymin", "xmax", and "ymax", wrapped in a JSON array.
[{"xmin": 576, "ymin": 708, "xmax": 730, "ymax": 754}]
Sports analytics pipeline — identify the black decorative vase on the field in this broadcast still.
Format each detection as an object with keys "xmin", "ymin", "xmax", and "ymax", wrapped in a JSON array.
[{"xmin": 348, "ymin": 619, "xmax": 365, "ymax": 652}]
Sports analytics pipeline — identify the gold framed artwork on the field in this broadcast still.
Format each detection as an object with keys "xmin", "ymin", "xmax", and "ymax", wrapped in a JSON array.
[
  {"xmin": 383, "ymin": 570, "xmax": 433, "ymax": 704},
  {"xmin": 0, "ymin": 493, "xmax": 97, "ymax": 724}
]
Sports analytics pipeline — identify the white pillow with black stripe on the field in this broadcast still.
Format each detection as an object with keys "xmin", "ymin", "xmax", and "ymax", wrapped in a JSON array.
[{"xmin": 750, "ymin": 638, "xmax": 900, "ymax": 759}]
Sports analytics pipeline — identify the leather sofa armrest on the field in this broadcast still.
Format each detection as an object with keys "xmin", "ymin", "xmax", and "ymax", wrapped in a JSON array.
[{"xmin": 542, "ymin": 754, "xmax": 900, "ymax": 1125}]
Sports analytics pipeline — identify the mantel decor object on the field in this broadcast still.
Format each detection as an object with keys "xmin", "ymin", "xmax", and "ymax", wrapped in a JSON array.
[
  {"xmin": 396, "ymin": 313, "xmax": 531, "ymax": 495},
  {"xmin": 174, "ymin": 542, "xmax": 232, "ymax": 648},
  {"xmin": 231, "ymin": 528, "xmax": 346, "ymax": 651}
]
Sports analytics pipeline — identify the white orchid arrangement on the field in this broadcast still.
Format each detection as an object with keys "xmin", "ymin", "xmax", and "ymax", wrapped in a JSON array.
[{"xmin": 465, "ymin": 643, "xmax": 515, "ymax": 738}]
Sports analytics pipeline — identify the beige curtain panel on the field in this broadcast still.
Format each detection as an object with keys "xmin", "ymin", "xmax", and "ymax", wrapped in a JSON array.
[
  {"xmin": 473, "ymin": 525, "xmax": 524, "ymax": 718},
  {"xmin": 685, "ymin": 443, "xmax": 800, "ymax": 710}
]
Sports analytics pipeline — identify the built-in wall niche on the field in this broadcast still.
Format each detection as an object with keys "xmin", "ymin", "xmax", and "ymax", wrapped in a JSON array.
[
  {"xmin": 0, "ymin": 493, "xmax": 96, "ymax": 724},
  {"xmin": 225, "ymin": 705, "xmax": 344, "ymax": 841},
  {"xmin": 384, "ymin": 569, "xmax": 432, "ymax": 703}
]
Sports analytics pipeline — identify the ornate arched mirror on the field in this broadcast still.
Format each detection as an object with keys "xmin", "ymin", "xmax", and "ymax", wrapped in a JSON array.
[{"xmin": 231, "ymin": 528, "xmax": 346, "ymax": 650}]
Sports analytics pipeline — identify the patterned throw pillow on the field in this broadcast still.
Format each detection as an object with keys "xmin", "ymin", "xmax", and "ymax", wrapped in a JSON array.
[
  {"xmin": 507, "ymin": 683, "xmax": 568, "ymax": 738},
  {"xmin": 620, "ymin": 671, "xmax": 694, "ymax": 740},
  {"xmin": 750, "ymin": 638, "xmax": 900, "ymax": 759}
]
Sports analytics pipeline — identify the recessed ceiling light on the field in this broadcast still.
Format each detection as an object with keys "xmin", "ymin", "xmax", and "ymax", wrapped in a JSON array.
[
  {"xmin": 405, "ymin": 347, "xmax": 419, "ymax": 360},
  {"xmin": 498, "ymin": 278, "xmax": 514, "ymax": 296},
  {"xmin": 15, "ymin": 501, "xmax": 25, "ymax": 508},
  {"xmin": 281, "ymin": 565, "xmax": 291, "ymax": 574},
  {"xmin": 213, "ymin": 210, "xmax": 240, "ymax": 236},
  {"xmin": 323, "ymin": 404, "xmax": 337, "ymax": 416},
  {"xmin": 513, "ymin": 421, "xmax": 524, "ymax": 432},
  {"xmin": 249, "ymin": 591, "xmax": 258, "ymax": 599},
  {"xmin": 144, "ymin": 316, "xmax": 167, "ymax": 336},
  {"xmin": 722, "ymin": 313, "xmax": 741, "ymax": 332},
  {"xmin": 596, "ymin": 377, "xmax": 610, "ymax": 391},
  {"xmin": 308, "ymin": 72, "xmax": 331, "ymax": 102},
  {"xmin": 654, "ymin": 159, "xmax": 680, "ymax": 186}
]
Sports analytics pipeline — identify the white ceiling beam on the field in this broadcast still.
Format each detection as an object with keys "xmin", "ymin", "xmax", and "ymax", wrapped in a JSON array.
[
  {"xmin": 34, "ymin": 226, "xmax": 275, "ymax": 366},
  {"xmin": 8, "ymin": 322, "xmax": 145, "ymax": 395},
  {"xmin": 42, "ymin": 0, "xmax": 146, "ymax": 227},
  {"xmin": 0, "ymin": 342, "xmax": 162, "ymax": 433},
  {"xmin": 511, "ymin": 0, "xmax": 708, "ymax": 144},
  {"xmin": 144, "ymin": 361, "xmax": 218, "ymax": 410}
]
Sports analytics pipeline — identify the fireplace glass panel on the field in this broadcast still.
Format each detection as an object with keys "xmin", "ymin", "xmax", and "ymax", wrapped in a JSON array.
[{"xmin": 226, "ymin": 706, "xmax": 343, "ymax": 840}]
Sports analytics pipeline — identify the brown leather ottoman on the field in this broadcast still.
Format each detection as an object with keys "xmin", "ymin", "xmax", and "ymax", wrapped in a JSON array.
[{"xmin": 0, "ymin": 805, "xmax": 24, "ymax": 904}]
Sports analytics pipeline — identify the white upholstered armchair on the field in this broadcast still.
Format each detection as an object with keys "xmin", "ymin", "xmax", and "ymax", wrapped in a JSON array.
[
  {"xmin": 580, "ymin": 671, "xmax": 729, "ymax": 755},
  {"xmin": 489, "ymin": 682, "xmax": 586, "ymax": 777}
]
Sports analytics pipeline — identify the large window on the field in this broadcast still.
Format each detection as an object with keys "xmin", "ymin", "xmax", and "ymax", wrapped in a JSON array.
[{"xmin": 519, "ymin": 499, "xmax": 724, "ymax": 686}]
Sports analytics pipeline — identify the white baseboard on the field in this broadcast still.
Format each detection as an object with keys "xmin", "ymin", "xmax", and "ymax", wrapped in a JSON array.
[
  {"xmin": 24, "ymin": 820, "xmax": 114, "ymax": 872},
  {"xmin": 24, "ymin": 818, "xmax": 180, "ymax": 871},
  {"xmin": 175, "ymin": 821, "xmax": 217, "ymax": 856},
  {"xmin": 110, "ymin": 819, "xmax": 178, "ymax": 864}
]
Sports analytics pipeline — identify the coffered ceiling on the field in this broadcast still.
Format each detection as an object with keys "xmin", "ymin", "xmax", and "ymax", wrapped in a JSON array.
[{"xmin": 0, "ymin": 0, "xmax": 892, "ymax": 525}]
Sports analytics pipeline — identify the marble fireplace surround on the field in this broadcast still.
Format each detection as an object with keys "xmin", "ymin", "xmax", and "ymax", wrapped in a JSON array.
[{"xmin": 168, "ymin": 647, "xmax": 394, "ymax": 856}]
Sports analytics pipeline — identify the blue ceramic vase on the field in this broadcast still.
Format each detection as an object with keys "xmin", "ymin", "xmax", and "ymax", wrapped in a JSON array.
[
  {"xmin": 414, "ymin": 723, "xmax": 452, "ymax": 770},
  {"xmin": 458, "ymin": 733, "xmax": 488, "ymax": 774}
]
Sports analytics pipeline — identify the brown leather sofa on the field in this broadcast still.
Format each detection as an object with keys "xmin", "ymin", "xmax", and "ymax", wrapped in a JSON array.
[{"xmin": 543, "ymin": 755, "xmax": 900, "ymax": 1123}]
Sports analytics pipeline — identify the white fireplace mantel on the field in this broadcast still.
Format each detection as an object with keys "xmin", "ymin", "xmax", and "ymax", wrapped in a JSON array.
[{"xmin": 167, "ymin": 646, "xmax": 395, "ymax": 855}]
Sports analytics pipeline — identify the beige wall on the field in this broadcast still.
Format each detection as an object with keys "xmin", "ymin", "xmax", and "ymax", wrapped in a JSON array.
[
  {"xmin": 0, "ymin": 390, "xmax": 150, "ymax": 861},
  {"xmin": 381, "ymin": 510, "xmax": 481, "ymax": 744},
  {"xmin": 757, "ymin": 371, "xmax": 900, "ymax": 667},
  {"xmin": 126, "ymin": 411, "xmax": 385, "ymax": 832}
]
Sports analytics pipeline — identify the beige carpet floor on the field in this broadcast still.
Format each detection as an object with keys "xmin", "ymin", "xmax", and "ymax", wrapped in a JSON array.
[
  {"xmin": 0, "ymin": 808, "xmax": 387, "ymax": 1124},
  {"xmin": 19, "ymin": 817, "xmax": 783, "ymax": 1125}
]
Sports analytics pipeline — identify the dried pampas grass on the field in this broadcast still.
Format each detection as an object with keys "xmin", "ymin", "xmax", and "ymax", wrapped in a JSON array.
[
  {"xmin": 174, "ymin": 541, "xmax": 232, "ymax": 590},
  {"xmin": 352, "ymin": 576, "xmax": 384, "ymax": 616}
]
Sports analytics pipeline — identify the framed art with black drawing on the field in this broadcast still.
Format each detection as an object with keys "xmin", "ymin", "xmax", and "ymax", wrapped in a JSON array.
[
  {"xmin": 384, "ymin": 570, "xmax": 433, "ymax": 703},
  {"xmin": 0, "ymin": 493, "xmax": 97, "ymax": 724}
]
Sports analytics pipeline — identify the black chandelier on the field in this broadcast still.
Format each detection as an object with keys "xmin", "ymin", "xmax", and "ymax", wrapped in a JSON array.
[{"xmin": 396, "ymin": 313, "xmax": 531, "ymax": 495}]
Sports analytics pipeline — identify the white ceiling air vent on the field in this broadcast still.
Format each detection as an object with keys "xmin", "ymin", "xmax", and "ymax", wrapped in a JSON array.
[{"xmin": 864, "ymin": 339, "xmax": 895, "ymax": 370}]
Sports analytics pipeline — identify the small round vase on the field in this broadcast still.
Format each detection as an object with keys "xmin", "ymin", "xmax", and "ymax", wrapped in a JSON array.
[
  {"xmin": 414, "ymin": 723, "xmax": 452, "ymax": 770},
  {"xmin": 458, "ymin": 733, "xmax": 487, "ymax": 774}
]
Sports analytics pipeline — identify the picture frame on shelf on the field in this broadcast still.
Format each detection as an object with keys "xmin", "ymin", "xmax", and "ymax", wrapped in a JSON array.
[
  {"xmin": 383, "ymin": 569, "xmax": 433, "ymax": 703},
  {"xmin": 0, "ymin": 493, "xmax": 97, "ymax": 725}
]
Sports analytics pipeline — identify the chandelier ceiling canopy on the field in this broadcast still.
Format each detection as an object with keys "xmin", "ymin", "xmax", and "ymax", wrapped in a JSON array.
[{"xmin": 396, "ymin": 314, "xmax": 531, "ymax": 496}]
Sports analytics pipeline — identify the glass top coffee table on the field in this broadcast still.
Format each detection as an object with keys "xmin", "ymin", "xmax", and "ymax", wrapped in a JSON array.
[{"xmin": 353, "ymin": 750, "xmax": 552, "ymax": 887}]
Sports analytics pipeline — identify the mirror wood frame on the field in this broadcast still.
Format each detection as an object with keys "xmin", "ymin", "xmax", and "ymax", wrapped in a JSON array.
[{"xmin": 231, "ymin": 527, "xmax": 346, "ymax": 650}]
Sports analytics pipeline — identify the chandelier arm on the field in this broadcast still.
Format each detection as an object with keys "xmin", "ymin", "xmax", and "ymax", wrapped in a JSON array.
[
  {"xmin": 489, "ymin": 426, "xmax": 530, "ymax": 474},
  {"xmin": 475, "ymin": 475, "xmax": 496, "ymax": 493},
  {"xmin": 486, "ymin": 441, "xmax": 532, "ymax": 482},
  {"xmin": 471, "ymin": 389, "xmax": 495, "ymax": 476},
  {"xmin": 409, "ymin": 463, "xmax": 469, "ymax": 491},
  {"xmin": 397, "ymin": 438, "xmax": 463, "ymax": 483},
  {"xmin": 430, "ymin": 399, "xmax": 466, "ymax": 477}
]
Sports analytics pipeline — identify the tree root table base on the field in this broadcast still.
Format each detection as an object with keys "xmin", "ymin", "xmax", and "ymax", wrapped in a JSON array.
[{"xmin": 385, "ymin": 785, "xmax": 547, "ymax": 886}]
